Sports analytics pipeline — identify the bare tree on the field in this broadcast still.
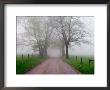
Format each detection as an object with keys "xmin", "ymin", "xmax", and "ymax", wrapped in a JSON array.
[
  {"xmin": 23, "ymin": 17, "xmax": 52, "ymax": 56},
  {"xmin": 51, "ymin": 16, "xmax": 91, "ymax": 58}
]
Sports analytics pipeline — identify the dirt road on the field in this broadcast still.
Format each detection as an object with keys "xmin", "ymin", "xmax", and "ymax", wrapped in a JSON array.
[{"xmin": 27, "ymin": 58, "xmax": 80, "ymax": 74}]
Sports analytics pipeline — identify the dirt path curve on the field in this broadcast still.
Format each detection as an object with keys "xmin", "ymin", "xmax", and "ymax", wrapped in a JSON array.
[{"xmin": 27, "ymin": 58, "xmax": 80, "ymax": 74}]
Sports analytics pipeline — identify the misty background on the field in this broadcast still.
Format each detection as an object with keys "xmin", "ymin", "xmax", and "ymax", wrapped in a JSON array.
[{"xmin": 17, "ymin": 16, "xmax": 94, "ymax": 57}]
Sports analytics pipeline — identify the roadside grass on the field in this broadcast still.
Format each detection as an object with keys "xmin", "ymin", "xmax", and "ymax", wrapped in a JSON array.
[
  {"xmin": 16, "ymin": 55, "xmax": 47, "ymax": 74},
  {"xmin": 65, "ymin": 56, "xmax": 94, "ymax": 74}
]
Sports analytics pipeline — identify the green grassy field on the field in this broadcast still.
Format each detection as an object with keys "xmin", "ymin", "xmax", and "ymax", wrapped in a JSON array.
[
  {"xmin": 65, "ymin": 56, "xmax": 94, "ymax": 74},
  {"xmin": 16, "ymin": 55, "xmax": 46, "ymax": 74}
]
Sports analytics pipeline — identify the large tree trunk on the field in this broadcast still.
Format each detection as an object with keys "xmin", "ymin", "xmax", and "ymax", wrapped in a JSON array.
[
  {"xmin": 65, "ymin": 44, "xmax": 69, "ymax": 58},
  {"xmin": 43, "ymin": 40, "xmax": 48, "ymax": 56}
]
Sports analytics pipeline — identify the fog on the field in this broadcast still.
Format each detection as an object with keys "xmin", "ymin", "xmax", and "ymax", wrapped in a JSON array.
[{"xmin": 17, "ymin": 16, "xmax": 94, "ymax": 57}]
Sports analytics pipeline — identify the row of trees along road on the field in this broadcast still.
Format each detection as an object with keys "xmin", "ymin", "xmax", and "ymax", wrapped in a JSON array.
[{"xmin": 17, "ymin": 16, "xmax": 92, "ymax": 59}]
